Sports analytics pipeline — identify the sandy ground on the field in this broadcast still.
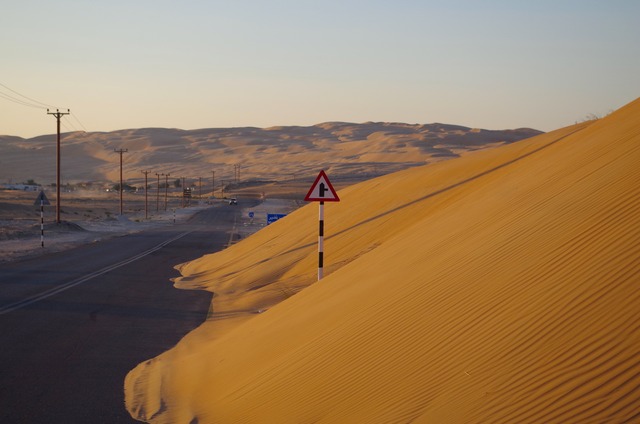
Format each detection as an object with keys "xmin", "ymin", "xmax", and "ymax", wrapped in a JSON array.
[
  {"xmin": 0, "ymin": 190, "xmax": 192, "ymax": 263},
  {"xmin": 124, "ymin": 98, "xmax": 640, "ymax": 423}
]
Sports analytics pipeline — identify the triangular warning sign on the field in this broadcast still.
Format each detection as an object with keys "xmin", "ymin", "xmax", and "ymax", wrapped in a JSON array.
[
  {"xmin": 305, "ymin": 170, "xmax": 340, "ymax": 202},
  {"xmin": 34, "ymin": 190, "xmax": 51, "ymax": 206}
]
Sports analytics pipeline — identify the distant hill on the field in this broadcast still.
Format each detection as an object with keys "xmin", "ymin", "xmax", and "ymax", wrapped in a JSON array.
[{"xmin": 0, "ymin": 123, "xmax": 541, "ymax": 187}]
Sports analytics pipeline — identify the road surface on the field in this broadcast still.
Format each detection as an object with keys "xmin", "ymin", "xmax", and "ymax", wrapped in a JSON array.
[{"xmin": 0, "ymin": 200, "xmax": 256, "ymax": 423}]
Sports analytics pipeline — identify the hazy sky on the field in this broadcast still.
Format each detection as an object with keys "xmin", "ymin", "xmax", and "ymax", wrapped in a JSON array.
[{"xmin": 2, "ymin": 0, "xmax": 638, "ymax": 138}]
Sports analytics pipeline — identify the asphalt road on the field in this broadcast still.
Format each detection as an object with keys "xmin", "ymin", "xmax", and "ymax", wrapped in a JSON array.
[{"xmin": 0, "ymin": 200, "xmax": 257, "ymax": 423}]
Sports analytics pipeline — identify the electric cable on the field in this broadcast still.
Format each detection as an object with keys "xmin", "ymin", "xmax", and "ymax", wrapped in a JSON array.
[
  {"xmin": 0, "ymin": 81, "xmax": 90, "ymax": 133},
  {"xmin": 70, "ymin": 112, "xmax": 88, "ymax": 132},
  {"xmin": 0, "ymin": 82, "xmax": 58, "ymax": 109},
  {"xmin": 1, "ymin": 81, "xmax": 91, "ymax": 134},
  {"xmin": 0, "ymin": 91, "xmax": 44, "ymax": 109}
]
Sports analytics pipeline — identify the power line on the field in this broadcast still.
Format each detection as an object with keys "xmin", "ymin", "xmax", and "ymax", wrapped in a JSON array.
[
  {"xmin": 69, "ymin": 113, "xmax": 88, "ymax": 132},
  {"xmin": 0, "ymin": 91, "xmax": 44, "ymax": 109},
  {"xmin": 61, "ymin": 116, "xmax": 80, "ymax": 133},
  {"xmin": 1, "ymin": 82, "xmax": 89, "ymax": 133},
  {"xmin": 0, "ymin": 82, "xmax": 58, "ymax": 109},
  {"xmin": 60, "ymin": 119, "xmax": 74, "ymax": 133},
  {"xmin": 58, "ymin": 114, "xmax": 88, "ymax": 134}
]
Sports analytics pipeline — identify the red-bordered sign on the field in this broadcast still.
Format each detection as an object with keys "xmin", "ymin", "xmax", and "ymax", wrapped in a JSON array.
[{"xmin": 305, "ymin": 170, "xmax": 340, "ymax": 202}]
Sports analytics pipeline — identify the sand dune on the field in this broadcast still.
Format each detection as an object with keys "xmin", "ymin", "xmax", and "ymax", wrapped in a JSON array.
[
  {"xmin": 0, "ymin": 123, "xmax": 539, "ymax": 188},
  {"xmin": 124, "ymin": 97, "xmax": 640, "ymax": 423}
]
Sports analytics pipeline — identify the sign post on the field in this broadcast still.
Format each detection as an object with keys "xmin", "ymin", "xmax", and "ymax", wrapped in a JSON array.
[
  {"xmin": 305, "ymin": 170, "xmax": 340, "ymax": 280},
  {"xmin": 34, "ymin": 191, "xmax": 51, "ymax": 247}
]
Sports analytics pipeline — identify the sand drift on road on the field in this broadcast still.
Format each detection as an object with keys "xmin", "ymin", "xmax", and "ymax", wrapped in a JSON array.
[{"xmin": 126, "ymin": 99, "xmax": 640, "ymax": 423}]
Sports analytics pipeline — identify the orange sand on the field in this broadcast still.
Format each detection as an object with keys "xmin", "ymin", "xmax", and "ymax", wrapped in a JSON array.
[{"xmin": 125, "ymin": 98, "xmax": 640, "ymax": 423}]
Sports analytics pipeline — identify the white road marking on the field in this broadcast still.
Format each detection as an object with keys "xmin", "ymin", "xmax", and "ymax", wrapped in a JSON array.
[{"xmin": 0, "ymin": 231, "xmax": 193, "ymax": 315}]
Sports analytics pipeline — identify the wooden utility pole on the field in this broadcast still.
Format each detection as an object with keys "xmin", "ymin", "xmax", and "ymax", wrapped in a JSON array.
[
  {"xmin": 114, "ymin": 149, "xmax": 128, "ymax": 215},
  {"xmin": 141, "ymin": 170, "xmax": 150, "ymax": 219},
  {"xmin": 234, "ymin": 164, "xmax": 240, "ymax": 183},
  {"xmin": 198, "ymin": 176, "xmax": 202, "ymax": 200},
  {"xmin": 47, "ymin": 108, "xmax": 70, "ymax": 224},
  {"xmin": 211, "ymin": 170, "xmax": 215, "ymax": 198},
  {"xmin": 155, "ymin": 173, "xmax": 161, "ymax": 212},
  {"xmin": 181, "ymin": 176, "xmax": 186, "ymax": 207},
  {"xmin": 164, "ymin": 173, "xmax": 170, "ymax": 211}
]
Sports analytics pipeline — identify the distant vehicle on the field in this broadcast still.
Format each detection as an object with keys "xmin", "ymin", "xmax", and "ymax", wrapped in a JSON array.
[{"xmin": 229, "ymin": 198, "xmax": 238, "ymax": 205}]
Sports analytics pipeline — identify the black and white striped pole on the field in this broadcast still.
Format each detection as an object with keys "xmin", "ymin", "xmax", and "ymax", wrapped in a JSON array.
[
  {"xmin": 305, "ymin": 170, "xmax": 340, "ymax": 281},
  {"xmin": 40, "ymin": 199, "xmax": 44, "ymax": 248},
  {"xmin": 34, "ymin": 190, "xmax": 50, "ymax": 248},
  {"xmin": 318, "ymin": 201, "xmax": 325, "ymax": 280}
]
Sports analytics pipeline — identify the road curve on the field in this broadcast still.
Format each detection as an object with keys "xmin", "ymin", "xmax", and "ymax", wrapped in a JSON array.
[{"xmin": 0, "ymin": 200, "xmax": 256, "ymax": 423}]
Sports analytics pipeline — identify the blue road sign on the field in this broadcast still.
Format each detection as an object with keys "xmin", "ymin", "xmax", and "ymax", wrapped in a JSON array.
[
  {"xmin": 266, "ymin": 213, "xmax": 287, "ymax": 225},
  {"xmin": 249, "ymin": 211, "xmax": 255, "ymax": 218}
]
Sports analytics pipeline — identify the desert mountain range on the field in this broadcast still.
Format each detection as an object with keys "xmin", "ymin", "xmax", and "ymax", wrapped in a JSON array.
[
  {"xmin": 125, "ymin": 97, "xmax": 640, "ymax": 423},
  {"xmin": 0, "ymin": 123, "xmax": 540, "ymax": 187}
]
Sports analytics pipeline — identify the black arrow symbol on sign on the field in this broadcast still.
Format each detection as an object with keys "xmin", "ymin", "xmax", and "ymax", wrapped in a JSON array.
[{"xmin": 319, "ymin": 182, "xmax": 327, "ymax": 197}]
